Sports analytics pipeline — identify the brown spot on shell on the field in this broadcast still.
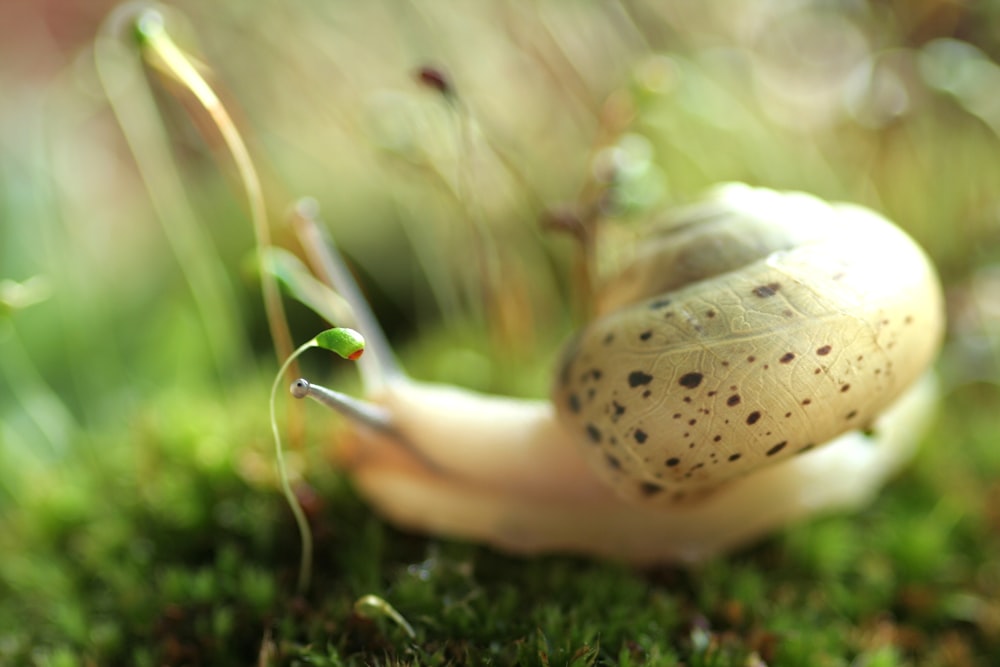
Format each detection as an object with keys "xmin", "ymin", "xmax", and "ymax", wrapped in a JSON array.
[
  {"xmin": 746, "ymin": 411, "xmax": 761, "ymax": 425},
  {"xmin": 766, "ymin": 441, "xmax": 788, "ymax": 456},
  {"xmin": 639, "ymin": 482, "xmax": 663, "ymax": 496},
  {"xmin": 634, "ymin": 429, "xmax": 648, "ymax": 444},
  {"xmin": 639, "ymin": 330, "xmax": 653, "ymax": 341},
  {"xmin": 817, "ymin": 345, "xmax": 832, "ymax": 356},
  {"xmin": 605, "ymin": 454, "xmax": 622, "ymax": 470},
  {"xmin": 628, "ymin": 371, "xmax": 653, "ymax": 388},
  {"xmin": 679, "ymin": 372, "xmax": 704, "ymax": 389},
  {"xmin": 727, "ymin": 394, "xmax": 741, "ymax": 406},
  {"xmin": 780, "ymin": 352, "xmax": 795, "ymax": 364},
  {"xmin": 666, "ymin": 457, "xmax": 680, "ymax": 467},
  {"xmin": 841, "ymin": 384, "xmax": 851, "ymax": 392},
  {"xmin": 586, "ymin": 424, "xmax": 602, "ymax": 443},
  {"xmin": 568, "ymin": 394, "xmax": 581, "ymax": 413},
  {"xmin": 753, "ymin": 283, "xmax": 780, "ymax": 297},
  {"xmin": 728, "ymin": 453, "xmax": 741, "ymax": 462}
]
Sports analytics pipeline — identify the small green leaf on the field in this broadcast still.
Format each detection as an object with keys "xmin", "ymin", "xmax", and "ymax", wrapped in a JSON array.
[{"xmin": 315, "ymin": 327, "xmax": 365, "ymax": 361}]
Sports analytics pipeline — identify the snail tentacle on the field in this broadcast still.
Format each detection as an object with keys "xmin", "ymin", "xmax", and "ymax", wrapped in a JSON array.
[
  {"xmin": 290, "ymin": 198, "xmax": 404, "ymax": 393},
  {"xmin": 291, "ymin": 378, "xmax": 395, "ymax": 432}
]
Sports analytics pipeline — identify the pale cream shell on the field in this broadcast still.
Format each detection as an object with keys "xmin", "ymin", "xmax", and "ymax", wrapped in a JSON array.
[{"xmin": 552, "ymin": 185, "xmax": 944, "ymax": 502}]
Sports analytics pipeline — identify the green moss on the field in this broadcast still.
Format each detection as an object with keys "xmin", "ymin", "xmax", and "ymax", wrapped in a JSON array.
[{"xmin": 0, "ymin": 376, "xmax": 997, "ymax": 665}]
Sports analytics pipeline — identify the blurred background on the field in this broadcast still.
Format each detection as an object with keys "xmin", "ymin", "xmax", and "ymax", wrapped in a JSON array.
[
  {"xmin": 5, "ymin": 0, "xmax": 1000, "ymax": 441},
  {"xmin": 4, "ymin": 0, "xmax": 1000, "ymax": 661}
]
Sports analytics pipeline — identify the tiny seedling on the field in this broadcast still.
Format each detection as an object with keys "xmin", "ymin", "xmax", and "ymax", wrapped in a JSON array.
[
  {"xmin": 269, "ymin": 327, "xmax": 365, "ymax": 594},
  {"xmin": 353, "ymin": 594, "xmax": 417, "ymax": 640}
]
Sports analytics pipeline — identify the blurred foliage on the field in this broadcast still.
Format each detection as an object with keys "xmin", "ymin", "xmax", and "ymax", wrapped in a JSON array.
[{"xmin": 2, "ymin": 0, "xmax": 1000, "ymax": 665}]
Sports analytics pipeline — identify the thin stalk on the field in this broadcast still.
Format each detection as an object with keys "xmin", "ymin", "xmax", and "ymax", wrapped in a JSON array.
[
  {"xmin": 95, "ymin": 23, "xmax": 250, "ymax": 383},
  {"xmin": 289, "ymin": 200, "xmax": 402, "ymax": 393},
  {"xmin": 269, "ymin": 339, "xmax": 317, "ymax": 594},
  {"xmin": 134, "ymin": 10, "xmax": 294, "ymax": 372},
  {"xmin": 269, "ymin": 327, "xmax": 366, "ymax": 594}
]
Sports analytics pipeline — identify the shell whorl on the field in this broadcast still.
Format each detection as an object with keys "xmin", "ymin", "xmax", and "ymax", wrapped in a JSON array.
[{"xmin": 552, "ymin": 184, "xmax": 944, "ymax": 504}]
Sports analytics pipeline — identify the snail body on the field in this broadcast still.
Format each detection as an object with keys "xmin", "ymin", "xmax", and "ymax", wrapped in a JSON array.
[{"xmin": 297, "ymin": 184, "xmax": 943, "ymax": 564}]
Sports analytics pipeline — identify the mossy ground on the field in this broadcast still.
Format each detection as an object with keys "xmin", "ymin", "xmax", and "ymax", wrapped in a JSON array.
[{"xmin": 1, "ymin": 374, "xmax": 998, "ymax": 666}]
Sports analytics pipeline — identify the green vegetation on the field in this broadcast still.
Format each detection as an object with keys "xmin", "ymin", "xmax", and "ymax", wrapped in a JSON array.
[
  {"xmin": 3, "ymin": 2, "xmax": 1000, "ymax": 665},
  {"xmin": 1, "ymin": 377, "xmax": 998, "ymax": 665}
]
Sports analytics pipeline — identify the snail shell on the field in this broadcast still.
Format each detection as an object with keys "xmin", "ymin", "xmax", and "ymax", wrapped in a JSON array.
[{"xmin": 553, "ymin": 184, "xmax": 943, "ymax": 503}]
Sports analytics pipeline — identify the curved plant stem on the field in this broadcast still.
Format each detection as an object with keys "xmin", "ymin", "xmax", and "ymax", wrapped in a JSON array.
[
  {"xmin": 269, "ymin": 339, "xmax": 318, "ymax": 594},
  {"xmin": 95, "ymin": 24, "xmax": 250, "ymax": 383},
  {"xmin": 134, "ymin": 10, "xmax": 295, "ymax": 371}
]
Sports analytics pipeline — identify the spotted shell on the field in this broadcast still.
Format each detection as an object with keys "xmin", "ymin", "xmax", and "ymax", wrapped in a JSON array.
[{"xmin": 552, "ymin": 184, "xmax": 944, "ymax": 504}]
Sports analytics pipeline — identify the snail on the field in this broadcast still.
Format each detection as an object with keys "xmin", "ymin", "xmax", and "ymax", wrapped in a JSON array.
[{"xmin": 291, "ymin": 183, "xmax": 944, "ymax": 564}]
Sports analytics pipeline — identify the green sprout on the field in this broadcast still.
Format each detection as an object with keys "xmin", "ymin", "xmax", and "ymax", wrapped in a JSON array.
[
  {"xmin": 353, "ymin": 594, "xmax": 416, "ymax": 640},
  {"xmin": 269, "ymin": 328, "xmax": 365, "ymax": 594}
]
